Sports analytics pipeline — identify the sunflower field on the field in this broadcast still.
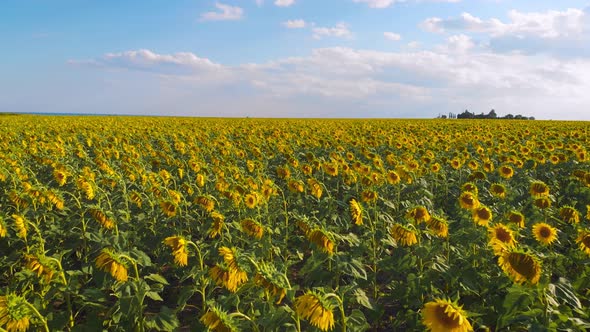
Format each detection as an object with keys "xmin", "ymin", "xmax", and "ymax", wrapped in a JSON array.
[{"xmin": 0, "ymin": 115, "xmax": 589, "ymax": 331}]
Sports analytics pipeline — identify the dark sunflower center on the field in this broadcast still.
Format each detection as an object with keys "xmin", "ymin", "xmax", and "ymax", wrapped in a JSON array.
[
  {"xmin": 496, "ymin": 228, "xmax": 512, "ymax": 242},
  {"xmin": 582, "ymin": 235, "xmax": 590, "ymax": 247},
  {"xmin": 478, "ymin": 209, "xmax": 490, "ymax": 220},
  {"xmin": 539, "ymin": 227, "xmax": 551, "ymax": 238},
  {"xmin": 434, "ymin": 304, "xmax": 461, "ymax": 328},
  {"xmin": 509, "ymin": 253, "xmax": 537, "ymax": 279}
]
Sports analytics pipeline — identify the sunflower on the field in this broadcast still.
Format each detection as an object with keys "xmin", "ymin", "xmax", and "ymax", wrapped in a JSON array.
[
  {"xmin": 288, "ymin": 179, "xmax": 304, "ymax": 193},
  {"xmin": 488, "ymin": 224, "xmax": 517, "ymax": 255},
  {"xmin": 241, "ymin": 218, "xmax": 264, "ymax": 239},
  {"xmin": 323, "ymin": 163, "xmax": 338, "ymax": 177},
  {"xmin": 560, "ymin": 206, "xmax": 580, "ymax": 224},
  {"xmin": 530, "ymin": 181, "xmax": 549, "ymax": 198},
  {"xmin": 307, "ymin": 178, "xmax": 323, "ymax": 199},
  {"xmin": 244, "ymin": 193, "xmax": 259, "ymax": 209},
  {"xmin": 431, "ymin": 163, "xmax": 441, "ymax": 173},
  {"xmin": 200, "ymin": 306, "xmax": 238, "ymax": 332},
  {"xmin": 386, "ymin": 170, "xmax": 401, "ymax": 185},
  {"xmin": 472, "ymin": 206, "xmax": 492, "ymax": 226},
  {"xmin": 195, "ymin": 195, "xmax": 215, "ymax": 212},
  {"xmin": 490, "ymin": 183, "xmax": 507, "ymax": 199},
  {"xmin": 460, "ymin": 184, "xmax": 477, "ymax": 197},
  {"xmin": 163, "ymin": 236, "xmax": 188, "ymax": 266},
  {"xmin": 407, "ymin": 206, "xmax": 431, "ymax": 224},
  {"xmin": 532, "ymin": 223, "xmax": 558, "ymax": 246},
  {"xmin": 390, "ymin": 223, "xmax": 419, "ymax": 246},
  {"xmin": 294, "ymin": 291, "xmax": 335, "ymax": 331},
  {"xmin": 0, "ymin": 218, "xmax": 7, "ymax": 238},
  {"xmin": 307, "ymin": 229, "xmax": 335, "ymax": 255},
  {"xmin": 88, "ymin": 208, "xmax": 115, "ymax": 230},
  {"xmin": 11, "ymin": 215, "xmax": 27, "ymax": 239},
  {"xmin": 468, "ymin": 171, "xmax": 487, "ymax": 181},
  {"xmin": 483, "ymin": 160, "xmax": 495, "ymax": 173},
  {"xmin": 422, "ymin": 298, "xmax": 472, "ymax": 332},
  {"xmin": 507, "ymin": 210, "xmax": 525, "ymax": 228},
  {"xmin": 361, "ymin": 190, "xmax": 378, "ymax": 203},
  {"xmin": 24, "ymin": 255, "xmax": 56, "ymax": 282},
  {"xmin": 458, "ymin": 192, "xmax": 479, "ymax": 210},
  {"xmin": 426, "ymin": 216, "xmax": 449, "ymax": 238},
  {"xmin": 160, "ymin": 201, "xmax": 177, "ymax": 217},
  {"xmin": 45, "ymin": 190, "xmax": 64, "ymax": 210},
  {"xmin": 276, "ymin": 165, "xmax": 291, "ymax": 179},
  {"xmin": 76, "ymin": 178, "xmax": 95, "ymax": 200},
  {"xmin": 53, "ymin": 169, "xmax": 68, "ymax": 186},
  {"xmin": 576, "ymin": 229, "xmax": 590, "ymax": 255},
  {"xmin": 349, "ymin": 199, "xmax": 363, "ymax": 225},
  {"xmin": 196, "ymin": 173, "xmax": 205, "ymax": 187},
  {"xmin": 0, "ymin": 294, "xmax": 32, "ymax": 332},
  {"xmin": 129, "ymin": 191, "xmax": 142, "ymax": 208},
  {"xmin": 95, "ymin": 249, "xmax": 128, "ymax": 282},
  {"xmin": 533, "ymin": 197, "xmax": 552, "ymax": 209},
  {"xmin": 498, "ymin": 248, "xmax": 541, "ymax": 285},
  {"xmin": 254, "ymin": 262, "xmax": 288, "ymax": 304},
  {"xmin": 209, "ymin": 212, "xmax": 225, "ymax": 238},
  {"xmin": 499, "ymin": 165, "xmax": 514, "ymax": 179}
]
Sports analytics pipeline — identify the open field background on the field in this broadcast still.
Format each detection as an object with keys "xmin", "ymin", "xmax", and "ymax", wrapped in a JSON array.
[{"xmin": 0, "ymin": 115, "xmax": 589, "ymax": 331}]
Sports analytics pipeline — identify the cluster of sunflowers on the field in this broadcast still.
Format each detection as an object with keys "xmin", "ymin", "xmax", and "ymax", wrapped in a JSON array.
[{"xmin": 0, "ymin": 115, "xmax": 589, "ymax": 331}]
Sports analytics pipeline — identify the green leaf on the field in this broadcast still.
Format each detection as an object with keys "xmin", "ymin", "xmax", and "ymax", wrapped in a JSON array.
[
  {"xmin": 352, "ymin": 288, "xmax": 373, "ymax": 310},
  {"xmin": 346, "ymin": 309, "xmax": 370, "ymax": 332},
  {"xmin": 145, "ymin": 306, "xmax": 180, "ymax": 331},
  {"xmin": 145, "ymin": 273, "xmax": 169, "ymax": 285}
]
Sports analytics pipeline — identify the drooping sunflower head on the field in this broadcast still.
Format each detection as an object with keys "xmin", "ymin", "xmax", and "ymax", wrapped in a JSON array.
[
  {"xmin": 459, "ymin": 192, "xmax": 479, "ymax": 210},
  {"xmin": 294, "ymin": 291, "xmax": 335, "ymax": 332},
  {"xmin": 241, "ymin": 218, "xmax": 264, "ymax": 239},
  {"xmin": 576, "ymin": 229, "xmax": 590, "ymax": 256},
  {"xmin": 530, "ymin": 181, "xmax": 550, "ymax": 198},
  {"xmin": 426, "ymin": 216, "xmax": 449, "ymax": 238},
  {"xmin": 490, "ymin": 183, "xmax": 507, "ymax": 199},
  {"xmin": 532, "ymin": 222, "xmax": 558, "ymax": 246},
  {"xmin": 560, "ymin": 206, "xmax": 580, "ymax": 224},
  {"xmin": 533, "ymin": 197, "xmax": 552, "ymax": 209},
  {"xmin": 307, "ymin": 229, "xmax": 335, "ymax": 255},
  {"xmin": 254, "ymin": 261, "xmax": 288, "ymax": 304},
  {"xmin": 349, "ymin": 199, "xmax": 363, "ymax": 225},
  {"xmin": 209, "ymin": 211, "xmax": 225, "ymax": 238},
  {"xmin": 95, "ymin": 248, "xmax": 128, "ymax": 282},
  {"xmin": 288, "ymin": 179, "xmax": 305, "ymax": 193},
  {"xmin": 472, "ymin": 206, "xmax": 492, "ymax": 226},
  {"xmin": 407, "ymin": 206, "xmax": 431, "ymax": 224},
  {"xmin": 390, "ymin": 223, "xmax": 419, "ymax": 247},
  {"xmin": 0, "ymin": 293, "xmax": 32, "ymax": 332},
  {"xmin": 488, "ymin": 223, "xmax": 517, "ymax": 255},
  {"xmin": 194, "ymin": 195, "xmax": 215, "ymax": 212},
  {"xmin": 498, "ymin": 248, "xmax": 542, "ymax": 285},
  {"xmin": 422, "ymin": 298, "xmax": 472, "ymax": 332},
  {"xmin": 24, "ymin": 254, "xmax": 56, "ymax": 282},
  {"xmin": 507, "ymin": 210, "xmax": 525, "ymax": 228},
  {"xmin": 461, "ymin": 182, "xmax": 478, "ymax": 195},
  {"xmin": 11, "ymin": 214, "xmax": 28, "ymax": 239},
  {"xmin": 200, "ymin": 305, "xmax": 238, "ymax": 332},
  {"xmin": 361, "ymin": 190, "xmax": 378, "ymax": 203},
  {"xmin": 163, "ymin": 236, "xmax": 188, "ymax": 266},
  {"xmin": 307, "ymin": 178, "xmax": 323, "ymax": 199},
  {"xmin": 159, "ymin": 201, "xmax": 177, "ymax": 218}
]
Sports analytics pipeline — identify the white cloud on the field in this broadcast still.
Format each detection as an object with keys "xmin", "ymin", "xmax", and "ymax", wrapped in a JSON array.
[
  {"xmin": 422, "ymin": 8, "xmax": 587, "ymax": 39},
  {"xmin": 383, "ymin": 32, "xmax": 401, "ymax": 41},
  {"xmin": 256, "ymin": 0, "xmax": 264, "ymax": 6},
  {"xmin": 71, "ymin": 42, "xmax": 590, "ymax": 119},
  {"xmin": 200, "ymin": 3, "xmax": 244, "ymax": 21},
  {"xmin": 352, "ymin": 0, "xmax": 395, "ymax": 8},
  {"xmin": 274, "ymin": 0, "xmax": 295, "ymax": 7},
  {"xmin": 283, "ymin": 19, "xmax": 306, "ymax": 28},
  {"xmin": 312, "ymin": 23, "xmax": 352, "ymax": 39}
]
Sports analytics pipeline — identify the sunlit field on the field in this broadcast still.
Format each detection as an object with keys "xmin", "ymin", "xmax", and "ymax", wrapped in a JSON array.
[{"xmin": 1, "ymin": 115, "xmax": 589, "ymax": 331}]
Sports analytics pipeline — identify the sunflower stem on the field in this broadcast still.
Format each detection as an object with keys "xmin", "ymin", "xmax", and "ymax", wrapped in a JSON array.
[{"xmin": 24, "ymin": 301, "xmax": 50, "ymax": 332}]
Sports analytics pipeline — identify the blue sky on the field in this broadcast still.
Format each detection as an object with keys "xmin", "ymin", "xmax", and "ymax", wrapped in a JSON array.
[{"xmin": 1, "ymin": 0, "xmax": 590, "ymax": 119}]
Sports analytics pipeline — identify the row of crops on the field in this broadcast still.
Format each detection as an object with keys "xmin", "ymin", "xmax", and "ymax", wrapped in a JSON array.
[{"xmin": 0, "ymin": 115, "xmax": 589, "ymax": 331}]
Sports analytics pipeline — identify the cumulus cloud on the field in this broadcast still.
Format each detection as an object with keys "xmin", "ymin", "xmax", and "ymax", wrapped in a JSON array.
[
  {"xmin": 274, "ymin": 0, "xmax": 295, "ymax": 7},
  {"xmin": 283, "ymin": 19, "xmax": 306, "ymax": 28},
  {"xmin": 353, "ymin": 0, "xmax": 460, "ymax": 8},
  {"xmin": 70, "ymin": 40, "xmax": 590, "ymax": 119},
  {"xmin": 422, "ymin": 8, "xmax": 588, "ymax": 38},
  {"xmin": 383, "ymin": 32, "xmax": 401, "ymax": 41},
  {"xmin": 312, "ymin": 23, "xmax": 353, "ymax": 39},
  {"xmin": 200, "ymin": 3, "xmax": 243, "ymax": 21}
]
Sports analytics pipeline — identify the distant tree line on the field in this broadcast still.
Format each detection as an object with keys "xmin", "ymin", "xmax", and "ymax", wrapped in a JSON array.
[{"xmin": 437, "ymin": 109, "xmax": 534, "ymax": 120}]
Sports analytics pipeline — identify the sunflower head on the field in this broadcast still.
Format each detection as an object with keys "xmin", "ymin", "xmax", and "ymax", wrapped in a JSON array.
[
  {"xmin": 507, "ymin": 211, "xmax": 525, "ymax": 228},
  {"xmin": 407, "ymin": 206, "xmax": 431, "ymax": 224},
  {"xmin": 530, "ymin": 181, "xmax": 550, "ymax": 198},
  {"xmin": 361, "ymin": 190, "xmax": 378, "ymax": 203},
  {"xmin": 349, "ymin": 199, "xmax": 363, "ymax": 225},
  {"xmin": 307, "ymin": 229, "xmax": 335, "ymax": 255},
  {"xmin": 426, "ymin": 216, "xmax": 449, "ymax": 238},
  {"xmin": 533, "ymin": 197, "xmax": 552, "ymax": 209},
  {"xmin": 163, "ymin": 236, "xmax": 188, "ymax": 266},
  {"xmin": 532, "ymin": 222, "xmax": 558, "ymax": 246},
  {"xmin": 459, "ymin": 192, "xmax": 479, "ymax": 210},
  {"xmin": 307, "ymin": 178, "xmax": 323, "ymax": 199},
  {"xmin": 0, "ymin": 294, "xmax": 32, "ymax": 332},
  {"xmin": 241, "ymin": 218, "xmax": 264, "ymax": 239},
  {"xmin": 499, "ymin": 165, "xmax": 514, "ymax": 179},
  {"xmin": 472, "ymin": 206, "xmax": 492, "ymax": 226},
  {"xmin": 95, "ymin": 249, "xmax": 128, "ymax": 282},
  {"xmin": 461, "ymin": 182, "xmax": 478, "ymax": 195},
  {"xmin": 386, "ymin": 170, "xmax": 401, "ymax": 185},
  {"xmin": 498, "ymin": 248, "xmax": 542, "ymax": 285},
  {"xmin": 576, "ymin": 229, "xmax": 590, "ymax": 255},
  {"xmin": 490, "ymin": 183, "xmax": 507, "ymax": 199},
  {"xmin": 294, "ymin": 291, "xmax": 335, "ymax": 331},
  {"xmin": 422, "ymin": 298, "xmax": 472, "ymax": 332},
  {"xmin": 488, "ymin": 224, "xmax": 517, "ymax": 255},
  {"xmin": 560, "ymin": 206, "xmax": 580, "ymax": 224},
  {"xmin": 200, "ymin": 305, "xmax": 238, "ymax": 332},
  {"xmin": 390, "ymin": 223, "xmax": 419, "ymax": 246}
]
